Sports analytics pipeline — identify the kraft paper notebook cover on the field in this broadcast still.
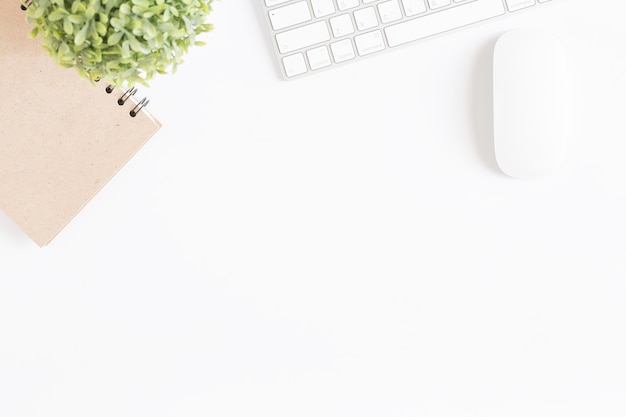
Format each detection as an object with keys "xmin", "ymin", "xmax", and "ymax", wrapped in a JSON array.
[{"xmin": 0, "ymin": 2, "xmax": 161, "ymax": 246}]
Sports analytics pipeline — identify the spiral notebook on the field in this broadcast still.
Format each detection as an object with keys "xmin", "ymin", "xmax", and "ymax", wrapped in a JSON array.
[{"xmin": 0, "ymin": 2, "xmax": 161, "ymax": 246}]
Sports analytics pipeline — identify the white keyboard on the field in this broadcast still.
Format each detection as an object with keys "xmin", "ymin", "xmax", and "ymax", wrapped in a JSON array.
[{"xmin": 263, "ymin": 0, "xmax": 554, "ymax": 79}]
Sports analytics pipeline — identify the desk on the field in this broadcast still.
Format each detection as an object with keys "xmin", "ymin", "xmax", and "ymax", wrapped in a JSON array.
[{"xmin": 1, "ymin": 0, "xmax": 625, "ymax": 415}]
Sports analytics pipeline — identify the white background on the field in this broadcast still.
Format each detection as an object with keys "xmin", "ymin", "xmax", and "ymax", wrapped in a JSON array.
[{"xmin": 1, "ymin": 0, "xmax": 625, "ymax": 415}]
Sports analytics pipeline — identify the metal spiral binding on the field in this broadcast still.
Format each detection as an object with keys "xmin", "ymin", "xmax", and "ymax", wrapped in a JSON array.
[
  {"xmin": 103, "ymin": 85, "xmax": 151, "ymax": 117},
  {"xmin": 118, "ymin": 87, "xmax": 137, "ymax": 105},
  {"xmin": 130, "ymin": 97, "xmax": 149, "ymax": 118},
  {"xmin": 20, "ymin": 0, "xmax": 32, "ymax": 10}
]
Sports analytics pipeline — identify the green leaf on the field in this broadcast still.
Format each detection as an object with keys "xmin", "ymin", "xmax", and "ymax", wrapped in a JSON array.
[
  {"xmin": 95, "ymin": 22, "xmax": 107, "ymax": 36},
  {"xmin": 110, "ymin": 17, "xmax": 123, "ymax": 29},
  {"xmin": 132, "ymin": 0, "xmax": 150, "ymax": 8},
  {"xmin": 67, "ymin": 14, "xmax": 84, "ymax": 24},
  {"xmin": 107, "ymin": 30, "xmax": 124, "ymax": 46},
  {"xmin": 48, "ymin": 9, "xmax": 68, "ymax": 21},
  {"xmin": 119, "ymin": 3, "xmax": 131, "ymax": 15},
  {"xmin": 158, "ymin": 22, "xmax": 175, "ymax": 32},
  {"xmin": 32, "ymin": 5, "xmax": 46, "ymax": 19},
  {"xmin": 75, "ymin": 22, "xmax": 89, "ymax": 46},
  {"xmin": 129, "ymin": 36, "xmax": 142, "ymax": 52},
  {"xmin": 63, "ymin": 18, "xmax": 73, "ymax": 35},
  {"xmin": 143, "ymin": 22, "xmax": 157, "ymax": 39}
]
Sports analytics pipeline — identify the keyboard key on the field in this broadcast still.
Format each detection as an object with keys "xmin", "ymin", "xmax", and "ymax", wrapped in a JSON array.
[
  {"xmin": 330, "ymin": 13, "xmax": 355, "ymax": 38},
  {"xmin": 269, "ymin": 1, "xmax": 311, "ymax": 31},
  {"xmin": 354, "ymin": 7, "xmax": 379, "ymax": 31},
  {"xmin": 276, "ymin": 21, "xmax": 331, "ymax": 54},
  {"xmin": 428, "ymin": 0, "xmax": 451, "ymax": 9},
  {"xmin": 505, "ymin": 0, "xmax": 536, "ymax": 11},
  {"xmin": 401, "ymin": 0, "xmax": 427, "ymax": 17},
  {"xmin": 385, "ymin": 0, "xmax": 505, "ymax": 47},
  {"xmin": 307, "ymin": 46, "xmax": 332, "ymax": 69},
  {"xmin": 378, "ymin": 0, "xmax": 403, "ymax": 24},
  {"xmin": 330, "ymin": 39, "xmax": 356, "ymax": 62},
  {"xmin": 310, "ymin": 0, "xmax": 336, "ymax": 18},
  {"xmin": 282, "ymin": 53, "xmax": 308, "ymax": 77},
  {"xmin": 337, "ymin": 0, "xmax": 360, "ymax": 11},
  {"xmin": 354, "ymin": 30, "xmax": 386, "ymax": 55}
]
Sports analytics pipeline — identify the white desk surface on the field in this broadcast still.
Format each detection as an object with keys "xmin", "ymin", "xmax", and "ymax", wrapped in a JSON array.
[{"xmin": 1, "ymin": 0, "xmax": 625, "ymax": 415}]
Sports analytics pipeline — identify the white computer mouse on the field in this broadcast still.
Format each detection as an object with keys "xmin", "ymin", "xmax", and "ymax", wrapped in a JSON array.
[{"xmin": 493, "ymin": 29, "xmax": 568, "ymax": 179}]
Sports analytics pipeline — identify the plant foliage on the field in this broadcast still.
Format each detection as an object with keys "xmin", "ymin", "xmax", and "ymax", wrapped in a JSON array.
[{"xmin": 26, "ymin": 0, "xmax": 214, "ymax": 86}]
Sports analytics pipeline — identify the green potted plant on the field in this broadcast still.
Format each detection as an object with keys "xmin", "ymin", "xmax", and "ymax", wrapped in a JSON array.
[{"xmin": 25, "ymin": 0, "xmax": 215, "ymax": 86}]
